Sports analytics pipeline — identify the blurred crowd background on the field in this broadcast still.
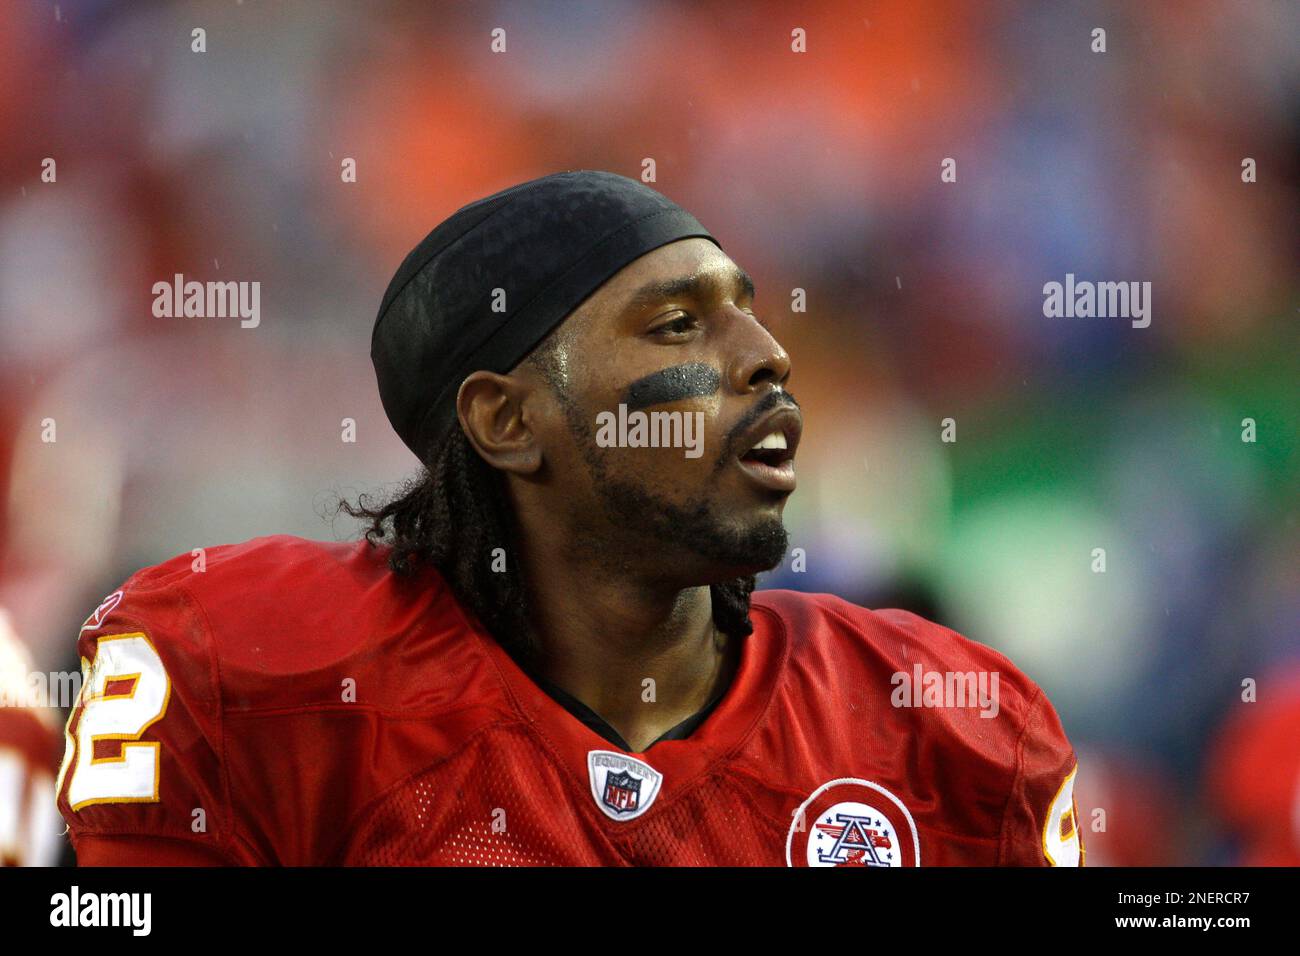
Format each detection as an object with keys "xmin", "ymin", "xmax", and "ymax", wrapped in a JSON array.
[{"xmin": 0, "ymin": 0, "xmax": 1296, "ymax": 866}]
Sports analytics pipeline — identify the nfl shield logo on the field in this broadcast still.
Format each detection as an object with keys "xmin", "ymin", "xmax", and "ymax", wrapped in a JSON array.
[
  {"xmin": 587, "ymin": 751, "xmax": 664, "ymax": 821},
  {"xmin": 603, "ymin": 770, "xmax": 641, "ymax": 813}
]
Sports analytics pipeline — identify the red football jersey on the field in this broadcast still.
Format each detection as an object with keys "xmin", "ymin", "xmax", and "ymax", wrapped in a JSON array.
[{"xmin": 57, "ymin": 535, "xmax": 1083, "ymax": 866}]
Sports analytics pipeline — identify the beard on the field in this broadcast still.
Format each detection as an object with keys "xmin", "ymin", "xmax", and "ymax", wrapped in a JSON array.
[
  {"xmin": 591, "ymin": 470, "xmax": 789, "ymax": 573},
  {"xmin": 555, "ymin": 394, "xmax": 789, "ymax": 576}
]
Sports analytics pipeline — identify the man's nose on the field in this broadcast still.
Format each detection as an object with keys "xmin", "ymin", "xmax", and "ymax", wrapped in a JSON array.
[{"xmin": 726, "ymin": 309, "xmax": 791, "ymax": 395}]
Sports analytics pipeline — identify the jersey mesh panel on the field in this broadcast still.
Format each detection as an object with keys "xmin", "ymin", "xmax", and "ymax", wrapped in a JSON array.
[{"xmin": 344, "ymin": 726, "xmax": 787, "ymax": 865}]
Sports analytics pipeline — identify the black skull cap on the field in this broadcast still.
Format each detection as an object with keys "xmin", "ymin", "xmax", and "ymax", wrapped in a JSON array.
[{"xmin": 371, "ymin": 169, "xmax": 721, "ymax": 462}]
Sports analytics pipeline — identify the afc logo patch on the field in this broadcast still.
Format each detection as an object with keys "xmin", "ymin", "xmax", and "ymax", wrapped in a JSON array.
[
  {"xmin": 786, "ymin": 778, "xmax": 921, "ymax": 867},
  {"xmin": 587, "ymin": 751, "xmax": 663, "ymax": 822}
]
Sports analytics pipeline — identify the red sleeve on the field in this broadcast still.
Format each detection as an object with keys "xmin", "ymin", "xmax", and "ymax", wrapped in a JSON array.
[
  {"xmin": 999, "ymin": 688, "xmax": 1084, "ymax": 866},
  {"xmin": 74, "ymin": 833, "xmax": 238, "ymax": 866},
  {"xmin": 57, "ymin": 575, "xmax": 267, "ymax": 866}
]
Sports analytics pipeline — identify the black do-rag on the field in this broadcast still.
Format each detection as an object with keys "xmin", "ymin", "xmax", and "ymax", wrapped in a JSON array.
[{"xmin": 371, "ymin": 170, "xmax": 721, "ymax": 463}]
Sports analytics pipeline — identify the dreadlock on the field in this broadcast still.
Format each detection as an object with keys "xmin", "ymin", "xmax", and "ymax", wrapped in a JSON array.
[{"xmin": 339, "ymin": 402, "xmax": 757, "ymax": 662}]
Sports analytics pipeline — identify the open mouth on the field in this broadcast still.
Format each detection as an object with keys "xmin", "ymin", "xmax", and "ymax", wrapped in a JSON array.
[
  {"xmin": 740, "ymin": 430, "xmax": 794, "ymax": 468},
  {"xmin": 735, "ymin": 418, "xmax": 799, "ymax": 493}
]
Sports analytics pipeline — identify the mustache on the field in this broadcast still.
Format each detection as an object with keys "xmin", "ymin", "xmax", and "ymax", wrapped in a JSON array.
[{"xmin": 716, "ymin": 388, "xmax": 800, "ymax": 467}]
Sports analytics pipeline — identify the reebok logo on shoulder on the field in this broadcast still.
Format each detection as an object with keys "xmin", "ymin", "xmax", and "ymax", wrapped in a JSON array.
[{"xmin": 80, "ymin": 591, "xmax": 123, "ymax": 632}]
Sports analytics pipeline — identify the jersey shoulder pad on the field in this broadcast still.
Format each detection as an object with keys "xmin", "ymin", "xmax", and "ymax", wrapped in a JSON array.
[
  {"xmin": 59, "ymin": 558, "xmax": 240, "ymax": 860},
  {"xmin": 752, "ymin": 590, "xmax": 1082, "ymax": 865},
  {"xmin": 60, "ymin": 535, "xmax": 483, "ymax": 864}
]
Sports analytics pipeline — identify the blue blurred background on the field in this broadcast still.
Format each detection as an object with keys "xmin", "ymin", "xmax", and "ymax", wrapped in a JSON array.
[{"xmin": 0, "ymin": 0, "xmax": 1296, "ymax": 865}]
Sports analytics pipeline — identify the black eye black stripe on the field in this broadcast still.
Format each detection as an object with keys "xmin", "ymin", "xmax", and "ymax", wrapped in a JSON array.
[{"xmin": 621, "ymin": 363, "xmax": 721, "ymax": 411}]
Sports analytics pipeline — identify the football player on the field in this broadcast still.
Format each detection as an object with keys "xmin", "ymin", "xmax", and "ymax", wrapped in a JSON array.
[{"xmin": 58, "ymin": 171, "xmax": 1082, "ymax": 866}]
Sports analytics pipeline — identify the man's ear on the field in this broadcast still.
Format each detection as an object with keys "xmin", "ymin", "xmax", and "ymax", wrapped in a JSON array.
[{"xmin": 456, "ymin": 371, "xmax": 543, "ymax": 475}]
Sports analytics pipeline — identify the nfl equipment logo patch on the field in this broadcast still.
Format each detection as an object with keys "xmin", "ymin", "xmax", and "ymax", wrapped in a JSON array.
[
  {"xmin": 786, "ymin": 778, "xmax": 921, "ymax": 867},
  {"xmin": 587, "ymin": 751, "xmax": 663, "ymax": 821}
]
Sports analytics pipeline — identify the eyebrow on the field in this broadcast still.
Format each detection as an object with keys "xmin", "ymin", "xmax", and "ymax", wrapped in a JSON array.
[{"xmin": 624, "ymin": 265, "xmax": 756, "ymax": 314}]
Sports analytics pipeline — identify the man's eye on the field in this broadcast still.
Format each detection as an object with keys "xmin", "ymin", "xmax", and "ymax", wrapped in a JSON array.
[{"xmin": 653, "ymin": 314, "xmax": 698, "ymax": 336}]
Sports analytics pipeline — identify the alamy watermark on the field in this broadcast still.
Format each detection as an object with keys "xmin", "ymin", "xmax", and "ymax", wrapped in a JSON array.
[
  {"xmin": 50, "ymin": 886, "xmax": 151, "ymax": 936},
  {"xmin": 890, "ymin": 664, "xmax": 1000, "ymax": 718},
  {"xmin": 0, "ymin": 668, "xmax": 82, "ymax": 709},
  {"xmin": 595, "ymin": 405, "xmax": 704, "ymax": 458},
  {"xmin": 1042, "ymin": 273, "xmax": 1151, "ymax": 328},
  {"xmin": 152, "ymin": 273, "xmax": 260, "ymax": 328}
]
